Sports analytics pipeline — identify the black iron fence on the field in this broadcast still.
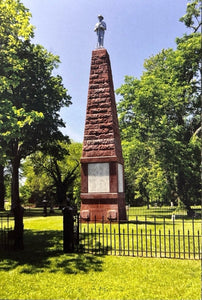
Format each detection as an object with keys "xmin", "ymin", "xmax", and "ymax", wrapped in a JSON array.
[
  {"xmin": 78, "ymin": 216, "xmax": 201, "ymax": 260},
  {"xmin": 0, "ymin": 213, "xmax": 14, "ymax": 249}
]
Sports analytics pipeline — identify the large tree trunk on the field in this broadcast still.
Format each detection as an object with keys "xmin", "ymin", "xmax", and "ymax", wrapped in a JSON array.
[
  {"xmin": 13, "ymin": 204, "xmax": 24, "ymax": 250},
  {"xmin": 11, "ymin": 145, "xmax": 24, "ymax": 250},
  {"xmin": 56, "ymin": 183, "xmax": 67, "ymax": 209},
  {"xmin": 11, "ymin": 155, "xmax": 20, "ymax": 209},
  {"xmin": 0, "ymin": 165, "xmax": 5, "ymax": 211},
  {"xmin": 177, "ymin": 168, "xmax": 192, "ymax": 214}
]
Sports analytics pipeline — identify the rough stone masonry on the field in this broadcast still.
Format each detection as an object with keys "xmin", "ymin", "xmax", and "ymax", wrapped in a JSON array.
[
  {"xmin": 80, "ymin": 48, "xmax": 127, "ymax": 222},
  {"xmin": 82, "ymin": 49, "xmax": 123, "ymax": 160}
]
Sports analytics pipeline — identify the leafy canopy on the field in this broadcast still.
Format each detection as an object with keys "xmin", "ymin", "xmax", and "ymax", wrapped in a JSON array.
[{"xmin": 116, "ymin": 0, "xmax": 201, "ymax": 207}]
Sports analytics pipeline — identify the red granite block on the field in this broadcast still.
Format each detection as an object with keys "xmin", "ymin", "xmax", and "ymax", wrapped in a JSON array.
[{"xmin": 80, "ymin": 48, "xmax": 126, "ymax": 222}]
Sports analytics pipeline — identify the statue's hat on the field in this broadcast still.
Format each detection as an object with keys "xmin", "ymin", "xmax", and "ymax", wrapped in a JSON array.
[{"xmin": 98, "ymin": 15, "xmax": 104, "ymax": 20}]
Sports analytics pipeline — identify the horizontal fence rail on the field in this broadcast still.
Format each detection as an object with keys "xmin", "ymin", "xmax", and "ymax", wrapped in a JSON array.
[
  {"xmin": 0, "ymin": 213, "xmax": 14, "ymax": 249},
  {"xmin": 78, "ymin": 216, "xmax": 201, "ymax": 260}
]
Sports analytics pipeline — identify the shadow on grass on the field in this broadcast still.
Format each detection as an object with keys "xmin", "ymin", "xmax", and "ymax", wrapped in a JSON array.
[{"xmin": 0, "ymin": 229, "xmax": 103, "ymax": 275}]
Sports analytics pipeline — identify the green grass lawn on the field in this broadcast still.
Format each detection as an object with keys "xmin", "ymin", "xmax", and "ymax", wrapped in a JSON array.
[{"xmin": 0, "ymin": 215, "xmax": 201, "ymax": 300}]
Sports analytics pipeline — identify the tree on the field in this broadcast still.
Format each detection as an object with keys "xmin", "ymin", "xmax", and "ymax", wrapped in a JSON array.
[
  {"xmin": 179, "ymin": 0, "xmax": 202, "ymax": 32},
  {"xmin": 116, "ymin": 1, "xmax": 201, "ymax": 210},
  {"xmin": 0, "ymin": 1, "xmax": 71, "ymax": 209},
  {"xmin": 0, "ymin": 0, "xmax": 34, "ymax": 211},
  {"xmin": 0, "ymin": 0, "xmax": 71, "ymax": 249},
  {"xmin": 21, "ymin": 141, "xmax": 82, "ymax": 208}
]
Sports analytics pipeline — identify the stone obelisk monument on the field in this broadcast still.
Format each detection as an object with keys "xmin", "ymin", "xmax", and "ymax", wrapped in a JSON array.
[{"xmin": 80, "ymin": 15, "xmax": 127, "ymax": 222}]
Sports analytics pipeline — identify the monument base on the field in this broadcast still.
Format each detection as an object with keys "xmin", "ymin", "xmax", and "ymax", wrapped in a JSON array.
[{"xmin": 80, "ymin": 194, "xmax": 127, "ymax": 222}]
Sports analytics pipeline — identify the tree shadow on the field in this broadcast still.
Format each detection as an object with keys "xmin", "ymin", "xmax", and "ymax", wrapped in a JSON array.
[
  {"xmin": 55, "ymin": 254, "xmax": 103, "ymax": 274},
  {"xmin": 0, "ymin": 229, "xmax": 104, "ymax": 274}
]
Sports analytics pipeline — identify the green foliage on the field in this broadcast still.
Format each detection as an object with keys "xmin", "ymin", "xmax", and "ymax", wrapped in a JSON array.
[
  {"xmin": 0, "ymin": 0, "xmax": 33, "ymax": 162},
  {"xmin": 0, "ymin": 0, "xmax": 34, "ymax": 48},
  {"xmin": 1, "ymin": 40, "xmax": 71, "ymax": 158},
  {"xmin": 179, "ymin": 0, "xmax": 202, "ymax": 32},
  {"xmin": 0, "ymin": 0, "xmax": 71, "ymax": 207},
  {"xmin": 117, "ymin": 5, "xmax": 201, "ymax": 208},
  {"xmin": 21, "ymin": 141, "xmax": 82, "ymax": 207}
]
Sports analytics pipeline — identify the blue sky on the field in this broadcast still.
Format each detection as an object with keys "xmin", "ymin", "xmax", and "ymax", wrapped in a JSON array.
[{"xmin": 22, "ymin": 0, "xmax": 189, "ymax": 142}]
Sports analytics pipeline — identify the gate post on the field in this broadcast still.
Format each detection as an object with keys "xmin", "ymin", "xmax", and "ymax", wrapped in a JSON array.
[{"xmin": 62, "ymin": 206, "xmax": 74, "ymax": 253}]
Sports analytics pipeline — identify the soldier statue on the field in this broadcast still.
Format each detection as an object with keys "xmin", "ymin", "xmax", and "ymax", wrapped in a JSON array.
[{"xmin": 94, "ymin": 15, "xmax": 106, "ymax": 48}]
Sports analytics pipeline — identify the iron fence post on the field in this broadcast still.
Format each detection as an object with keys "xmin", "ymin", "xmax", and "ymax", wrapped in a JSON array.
[{"xmin": 62, "ymin": 206, "xmax": 74, "ymax": 253}]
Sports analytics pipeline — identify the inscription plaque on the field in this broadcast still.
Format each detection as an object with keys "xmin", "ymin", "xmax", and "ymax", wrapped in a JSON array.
[
  {"xmin": 118, "ymin": 163, "xmax": 124, "ymax": 193},
  {"xmin": 88, "ymin": 163, "xmax": 110, "ymax": 192}
]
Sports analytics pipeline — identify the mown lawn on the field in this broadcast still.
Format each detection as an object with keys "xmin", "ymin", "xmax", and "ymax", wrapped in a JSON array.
[{"xmin": 0, "ymin": 215, "xmax": 201, "ymax": 300}]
